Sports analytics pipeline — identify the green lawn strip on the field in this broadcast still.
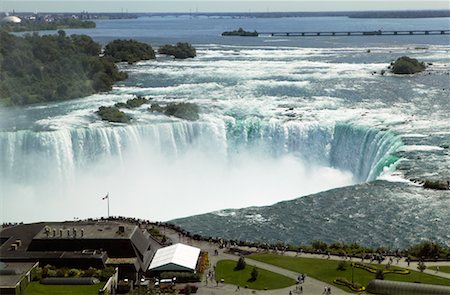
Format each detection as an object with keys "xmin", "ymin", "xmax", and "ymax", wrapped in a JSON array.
[
  {"xmin": 248, "ymin": 254, "xmax": 450, "ymax": 293},
  {"xmin": 429, "ymin": 266, "xmax": 450, "ymax": 274},
  {"xmin": 24, "ymin": 282, "xmax": 105, "ymax": 295},
  {"xmin": 215, "ymin": 259, "xmax": 296, "ymax": 290}
]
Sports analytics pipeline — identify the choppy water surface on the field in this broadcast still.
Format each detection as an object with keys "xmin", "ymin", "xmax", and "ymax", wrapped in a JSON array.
[{"xmin": 1, "ymin": 16, "xmax": 449, "ymax": 247}]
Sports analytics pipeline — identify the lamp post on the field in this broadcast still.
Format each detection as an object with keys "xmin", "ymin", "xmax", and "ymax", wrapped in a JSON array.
[{"xmin": 351, "ymin": 263, "xmax": 354, "ymax": 285}]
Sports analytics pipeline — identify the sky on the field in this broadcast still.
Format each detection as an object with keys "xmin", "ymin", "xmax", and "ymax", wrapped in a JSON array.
[{"xmin": 1, "ymin": 0, "xmax": 449, "ymax": 13}]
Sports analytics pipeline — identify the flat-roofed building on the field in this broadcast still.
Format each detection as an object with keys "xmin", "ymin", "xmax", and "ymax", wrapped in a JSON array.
[{"xmin": 0, "ymin": 221, "xmax": 161, "ymax": 282}]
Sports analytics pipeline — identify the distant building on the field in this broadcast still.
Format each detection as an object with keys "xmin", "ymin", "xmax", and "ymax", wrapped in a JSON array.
[
  {"xmin": 148, "ymin": 243, "xmax": 200, "ymax": 273},
  {"xmin": 0, "ymin": 221, "xmax": 161, "ymax": 282},
  {"xmin": 1, "ymin": 16, "xmax": 22, "ymax": 23}
]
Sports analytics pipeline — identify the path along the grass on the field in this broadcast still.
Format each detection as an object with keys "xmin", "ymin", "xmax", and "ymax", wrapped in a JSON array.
[{"xmin": 248, "ymin": 253, "xmax": 450, "ymax": 293}]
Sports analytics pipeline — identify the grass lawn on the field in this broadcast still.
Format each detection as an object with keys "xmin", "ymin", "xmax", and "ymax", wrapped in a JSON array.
[
  {"xmin": 429, "ymin": 266, "xmax": 450, "ymax": 274},
  {"xmin": 248, "ymin": 254, "xmax": 450, "ymax": 293},
  {"xmin": 24, "ymin": 282, "xmax": 105, "ymax": 295},
  {"xmin": 215, "ymin": 259, "xmax": 296, "ymax": 290}
]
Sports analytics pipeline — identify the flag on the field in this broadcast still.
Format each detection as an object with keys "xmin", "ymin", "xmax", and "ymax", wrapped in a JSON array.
[{"xmin": 102, "ymin": 194, "xmax": 109, "ymax": 200}]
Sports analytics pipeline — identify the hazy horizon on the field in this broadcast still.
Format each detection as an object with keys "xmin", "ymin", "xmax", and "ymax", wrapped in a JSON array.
[{"xmin": 1, "ymin": 1, "xmax": 449, "ymax": 13}]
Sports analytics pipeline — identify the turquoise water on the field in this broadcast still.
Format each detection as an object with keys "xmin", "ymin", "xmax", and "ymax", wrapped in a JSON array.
[{"xmin": 1, "ymin": 16, "xmax": 449, "ymax": 247}]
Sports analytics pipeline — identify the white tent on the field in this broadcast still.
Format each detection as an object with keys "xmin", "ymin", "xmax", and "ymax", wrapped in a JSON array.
[{"xmin": 149, "ymin": 243, "xmax": 201, "ymax": 272}]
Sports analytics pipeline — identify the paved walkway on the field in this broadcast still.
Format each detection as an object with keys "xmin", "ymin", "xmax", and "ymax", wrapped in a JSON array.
[
  {"xmin": 160, "ymin": 227, "xmax": 450, "ymax": 294},
  {"xmin": 162, "ymin": 229, "xmax": 352, "ymax": 295}
]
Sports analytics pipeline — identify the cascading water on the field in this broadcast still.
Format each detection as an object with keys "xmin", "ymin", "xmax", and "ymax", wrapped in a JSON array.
[
  {"xmin": 329, "ymin": 123, "xmax": 403, "ymax": 182},
  {"xmin": 0, "ymin": 120, "xmax": 402, "ymax": 183},
  {"xmin": 0, "ymin": 119, "xmax": 402, "ymax": 210}
]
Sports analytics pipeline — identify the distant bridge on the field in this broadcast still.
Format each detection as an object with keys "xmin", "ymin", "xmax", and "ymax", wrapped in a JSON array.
[{"xmin": 258, "ymin": 29, "xmax": 450, "ymax": 37}]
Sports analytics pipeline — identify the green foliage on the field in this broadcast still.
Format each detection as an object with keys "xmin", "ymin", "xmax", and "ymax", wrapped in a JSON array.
[
  {"xmin": 407, "ymin": 241, "xmax": 447, "ymax": 259},
  {"xmin": 97, "ymin": 106, "xmax": 130, "ymax": 123},
  {"xmin": 104, "ymin": 39, "xmax": 155, "ymax": 63},
  {"xmin": 150, "ymin": 102, "xmax": 200, "ymax": 121},
  {"xmin": 148, "ymin": 226, "xmax": 162, "ymax": 237},
  {"xmin": 391, "ymin": 56, "xmax": 426, "ymax": 74},
  {"xmin": 67, "ymin": 268, "xmax": 82, "ymax": 277},
  {"xmin": 417, "ymin": 261, "xmax": 426, "ymax": 272},
  {"xmin": 160, "ymin": 272, "xmax": 201, "ymax": 283},
  {"xmin": 235, "ymin": 256, "xmax": 247, "ymax": 271},
  {"xmin": 250, "ymin": 266, "xmax": 258, "ymax": 282},
  {"xmin": 115, "ymin": 95, "xmax": 149, "ymax": 109},
  {"xmin": 158, "ymin": 43, "xmax": 196, "ymax": 59},
  {"xmin": 337, "ymin": 261, "xmax": 348, "ymax": 271},
  {"xmin": 0, "ymin": 18, "xmax": 96, "ymax": 33},
  {"xmin": 312, "ymin": 240, "xmax": 328, "ymax": 251},
  {"xmin": 0, "ymin": 31, "xmax": 126, "ymax": 106},
  {"xmin": 249, "ymin": 254, "xmax": 450, "ymax": 292},
  {"xmin": 31, "ymin": 267, "xmax": 43, "ymax": 281},
  {"xmin": 375, "ymin": 269, "xmax": 385, "ymax": 280}
]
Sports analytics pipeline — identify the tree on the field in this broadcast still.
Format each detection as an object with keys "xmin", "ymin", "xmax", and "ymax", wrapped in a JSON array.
[
  {"xmin": 417, "ymin": 261, "xmax": 426, "ymax": 272},
  {"xmin": 235, "ymin": 256, "xmax": 246, "ymax": 270},
  {"xmin": 375, "ymin": 269, "xmax": 384, "ymax": 280},
  {"xmin": 250, "ymin": 266, "xmax": 258, "ymax": 282}
]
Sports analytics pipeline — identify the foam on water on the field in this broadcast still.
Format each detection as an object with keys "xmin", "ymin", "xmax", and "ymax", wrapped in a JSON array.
[{"xmin": 1, "ymin": 43, "xmax": 449, "ymax": 227}]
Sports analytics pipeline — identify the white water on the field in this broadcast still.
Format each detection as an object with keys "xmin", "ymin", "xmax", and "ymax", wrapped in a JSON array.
[{"xmin": 0, "ymin": 118, "xmax": 403, "ymax": 222}]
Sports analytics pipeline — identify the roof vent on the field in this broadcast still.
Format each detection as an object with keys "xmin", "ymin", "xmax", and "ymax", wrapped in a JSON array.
[
  {"xmin": 14, "ymin": 239, "xmax": 22, "ymax": 247},
  {"xmin": 118, "ymin": 226, "xmax": 125, "ymax": 233},
  {"xmin": 81, "ymin": 228, "xmax": 84, "ymax": 237},
  {"xmin": 10, "ymin": 243, "xmax": 18, "ymax": 251}
]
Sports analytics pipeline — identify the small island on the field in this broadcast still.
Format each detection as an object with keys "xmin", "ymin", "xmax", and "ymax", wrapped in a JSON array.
[
  {"xmin": 115, "ymin": 96, "xmax": 150, "ymax": 109},
  {"xmin": 391, "ymin": 56, "xmax": 426, "ymax": 74},
  {"xmin": 222, "ymin": 27, "xmax": 259, "ymax": 37},
  {"xmin": 104, "ymin": 39, "xmax": 156, "ymax": 64},
  {"xmin": 96, "ymin": 106, "xmax": 130, "ymax": 123},
  {"xmin": 150, "ymin": 102, "xmax": 200, "ymax": 121},
  {"xmin": 158, "ymin": 43, "xmax": 196, "ymax": 59}
]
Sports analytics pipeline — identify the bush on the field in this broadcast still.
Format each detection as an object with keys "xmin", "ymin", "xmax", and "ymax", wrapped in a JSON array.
[
  {"xmin": 312, "ymin": 240, "xmax": 327, "ymax": 251},
  {"xmin": 31, "ymin": 267, "xmax": 43, "ymax": 281},
  {"xmin": 375, "ymin": 269, "xmax": 385, "ymax": 280},
  {"xmin": 337, "ymin": 261, "xmax": 348, "ymax": 271},
  {"xmin": 417, "ymin": 261, "xmax": 426, "ymax": 272},
  {"xmin": 158, "ymin": 43, "xmax": 196, "ymax": 59},
  {"xmin": 235, "ymin": 256, "xmax": 246, "ymax": 271},
  {"xmin": 67, "ymin": 268, "xmax": 81, "ymax": 277},
  {"xmin": 249, "ymin": 266, "xmax": 258, "ymax": 282}
]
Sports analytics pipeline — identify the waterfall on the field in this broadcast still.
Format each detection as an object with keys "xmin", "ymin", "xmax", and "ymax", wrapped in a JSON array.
[
  {"xmin": 0, "ymin": 120, "xmax": 403, "ymax": 185},
  {"xmin": 329, "ymin": 123, "xmax": 403, "ymax": 181}
]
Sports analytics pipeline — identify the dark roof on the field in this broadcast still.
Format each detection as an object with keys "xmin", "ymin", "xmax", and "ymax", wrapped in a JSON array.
[
  {"xmin": 0, "ymin": 221, "xmax": 160, "ymax": 274},
  {"xmin": 33, "ymin": 223, "xmax": 135, "ymax": 240},
  {"xmin": 0, "ymin": 262, "xmax": 38, "ymax": 287}
]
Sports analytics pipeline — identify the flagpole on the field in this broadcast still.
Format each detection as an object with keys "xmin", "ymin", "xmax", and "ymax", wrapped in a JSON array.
[{"xmin": 107, "ymin": 193, "xmax": 110, "ymax": 218}]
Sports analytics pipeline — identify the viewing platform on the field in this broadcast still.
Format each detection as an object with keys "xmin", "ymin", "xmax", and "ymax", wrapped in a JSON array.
[{"xmin": 259, "ymin": 29, "xmax": 450, "ymax": 37}]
